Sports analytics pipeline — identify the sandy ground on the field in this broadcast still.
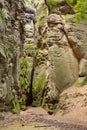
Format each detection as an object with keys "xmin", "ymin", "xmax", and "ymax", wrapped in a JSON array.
[
  {"xmin": 1, "ymin": 86, "xmax": 87, "ymax": 129},
  {"xmin": 0, "ymin": 106, "xmax": 87, "ymax": 130}
]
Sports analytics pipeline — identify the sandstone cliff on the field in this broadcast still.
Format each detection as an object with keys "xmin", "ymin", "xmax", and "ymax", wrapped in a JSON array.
[
  {"xmin": 0, "ymin": 0, "xmax": 25, "ymax": 112},
  {"xmin": 0, "ymin": 0, "xmax": 87, "ymax": 114},
  {"xmin": 43, "ymin": 0, "xmax": 87, "ymax": 113}
]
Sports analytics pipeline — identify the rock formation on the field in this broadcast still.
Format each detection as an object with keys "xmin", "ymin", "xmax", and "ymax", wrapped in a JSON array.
[
  {"xmin": 0, "ymin": 0, "xmax": 87, "ymax": 114},
  {"xmin": 0, "ymin": 0, "xmax": 24, "ymax": 112},
  {"xmin": 44, "ymin": 0, "xmax": 87, "ymax": 112}
]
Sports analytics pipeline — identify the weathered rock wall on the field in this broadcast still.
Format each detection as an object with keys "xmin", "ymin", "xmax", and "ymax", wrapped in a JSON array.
[
  {"xmin": 0, "ymin": 0, "xmax": 24, "ymax": 111},
  {"xmin": 42, "ymin": 0, "xmax": 87, "ymax": 112},
  {"xmin": 20, "ymin": 2, "xmax": 36, "ymax": 107}
]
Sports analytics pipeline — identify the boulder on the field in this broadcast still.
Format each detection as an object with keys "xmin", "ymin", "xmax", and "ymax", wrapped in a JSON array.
[{"xmin": 48, "ymin": 44, "xmax": 78, "ymax": 95}]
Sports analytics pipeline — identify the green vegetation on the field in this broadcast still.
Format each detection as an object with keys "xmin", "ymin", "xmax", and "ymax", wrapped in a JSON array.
[
  {"xmin": 24, "ymin": 44, "xmax": 36, "ymax": 50},
  {"xmin": 47, "ymin": 0, "xmax": 87, "ymax": 21},
  {"xmin": 39, "ymin": 7, "xmax": 47, "ymax": 19},
  {"xmin": 75, "ymin": 77, "xmax": 87, "ymax": 87},
  {"xmin": 37, "ymin": 5, "xmax": 47, "ymax": 27},
  {"xmin": 35, "ymin": 50, "xmax": 47, "ymax": 65},
  {"xmin": 24, "ymin": 43, "xmax": 36, "ymax": 55},
  {"xmin": 19, "ymin": 94, "xmax": 27, "ymax": 111},
  {"xmin": 75, "ymin": 0, "xmax": 87, "ymax": 21},
  {"xmin": 0, "ymin": 10, "xmax": 3, "ymax": 28},
  {"xmin": 11, "ymin": 56, "xmax": 30, "ymax": 113},
  {"xmin": 0, "ymin": 43, "xmax": 14, "ymax": 60},
  {"xmin": 0, "ymin": 8, "xmax": 10, "ymax": 29},
  {"xmin": 67, "ymin": 0, "xmax": 87, "ymax": 21},
  {"xmin": 32, "ymin": 74, "xmax": 46, "ymax": 107},
  {"xmin": 41, "ymin": 39, "xmax": 48, "ymax": 49},
  {"xmin": 19, "ymin": 56, "xmax": 30, "ymax": 108},
  {"xmin": 65, "ymin": 14, "xmax": 74, "ymax": 22},
  {"xmin": 35, "ymin": 50, "xmax": 43, "ymax": 60},
  {"xmin": 11, "ymin": 90, "xmax": 20, "ymax": 114},
  {"xmin": 20, "ymin": 57, "xmax": 29, "ymax": 91},
  {"xmin": 0, "ymin": 8, "xmax": 15, "ymax": 60},
  {"xmin": 0, "ymin": 44, "xmax": 7, "ymax": 59},
  {"xmin": 47, "ymin": 0, "xmax": 61, "ymax": 11},
  {"xmin": 67, "ymin": 0, "xmax": 73, "ymax": 4}
]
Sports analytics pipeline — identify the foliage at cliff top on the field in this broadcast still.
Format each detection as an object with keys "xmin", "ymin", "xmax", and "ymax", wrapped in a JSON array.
[
  {"xmin": 67, "ymin": 0, "xmax": 87, "ymax": 21},
  {"xmin": 47, "ymin": 0, "xmax": 87, "ymax": 21},
  {"xmin": 47, "ymin": 0, "xmax": 61, "ymax": 11}
]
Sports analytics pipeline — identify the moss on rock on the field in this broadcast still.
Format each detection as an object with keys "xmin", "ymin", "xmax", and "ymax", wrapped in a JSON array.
[
  {"xmin": 11, "ymin": 90, "xmax": 20, "ymax": 114},
  {"xmin": 75, "ymin": 77, "xmax": 87, "ymax": 87},
  {"xmin": 32, "ymin": 64, "xmax": 47, "ymax": 107}
]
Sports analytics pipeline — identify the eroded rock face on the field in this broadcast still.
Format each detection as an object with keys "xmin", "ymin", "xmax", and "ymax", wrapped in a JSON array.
[
  {"xmin": 66, "ymin": 21, "xmax": 87, "ymax": 77},
  {"xmin": 0, "ymin": 63, "xmax": 7, "ymax": 102},
  {"xmin": 48, "ymin": 45, "xmax": 78, "ymax": 92},
  {"xmin": 0, "ymin": 0, "xmax": 24, "ymax": 110},
  {"xmin": 44, "ymin": 1, "xmax": 87, "ymax": 111},
  {"xmin": 46, "ymin": 13, "xmax": 78, "ymax": 107},
  {"xmin": 24, "ymin": 4, "xmax": 36, "ymax": 44}
]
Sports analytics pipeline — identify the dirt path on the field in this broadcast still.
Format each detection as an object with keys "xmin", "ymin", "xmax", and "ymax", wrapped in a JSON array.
[{"xmin": 0, "ymin": 107, "xmax": 87, "ymax": 130}]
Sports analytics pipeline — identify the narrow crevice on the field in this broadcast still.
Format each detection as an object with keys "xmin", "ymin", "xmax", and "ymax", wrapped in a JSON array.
[
  {"xmin": 27, "ymin": 56, "xmax": 36, "ymax": 106},
  {"xmin": 26, "ymin": 17, "xmax": 37, "ymax": 106}
]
